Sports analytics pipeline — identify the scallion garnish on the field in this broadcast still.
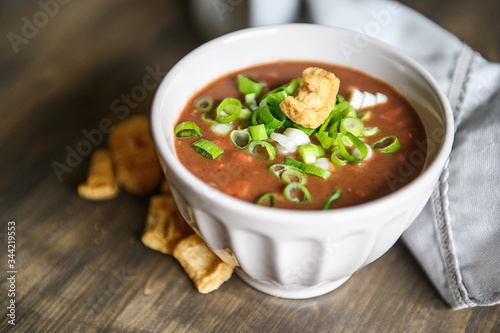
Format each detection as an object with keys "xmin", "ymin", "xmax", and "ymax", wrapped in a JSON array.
[
  {"xmin": 249, "ymin": 124, "xmax": 268, "ymax": 141},
  {"xmin": 339, "ymin": 117, "xmax": 364, "ymax": 136},
  {"xmin": 192, "ymin": 139, "xmax": 224, "ymax": 159},
  {"xmin": 260, "ymin": 103, "xmax": 286, "ymax": 129},
  {"xmin": 230, "ymin": 129, "xmax": 251, "ymax": 149},
  {"xmin": 362, "ymin": 126, "xmax": 379, "ymax": 137},
  {"xmin": 269, "ymin": 164, "xmax": 290, "ymax": 178},
  {"xmin": 372, "ymin": 136, "xmax": 400, "ymax": 153},
  {"xmin": 283, "ymin": 183, "xmax": 311, "ymax": 204},
  {"xmin": 239, "ymin": 107, "xmax": 253, "ymax": 120},
  {"xmin": 337, "ymin": 132, "xmax": 367, "ymax": 164},
  {"xmin": 330, "ymin": 149, "xmax": 347, "ymax": 166},
  {"xmin": 256, "ymin": 193, "xmax": 276, "ymax": 207},
  {"xmin": 194, "ymin": 97, "xmax": 213, "ymax": 112},
  {"xmin": 216, "ymin": 98, "xmax": 242, "ymax": 123},
  {"xmin": 322, "ymin": 189, "xmax": 342, "ymax": 210},
  {"xmin": 281, "ymin": 167, "xmax": 307, "ymax": 185},
  {"xmin": 284, "ymin": 157, "xmax": 331, "ymax": 179},
  {"xmin": 174, "ymin": 121, "xmax": 201, "ymax": 138},
  {"xmin": 211, "ymin": 122, "xmax": 234, "ymax": 135},
  {"xmin": 237, "ymin": 74, "xmax": 263, "ymax": 96},
  {"xmin": 248, "ymin": 140, "xmax": 276, "ymax": 160},
  {"xmin": 297, "ymin": 143, "xmax": 326, "ymax": 164}
]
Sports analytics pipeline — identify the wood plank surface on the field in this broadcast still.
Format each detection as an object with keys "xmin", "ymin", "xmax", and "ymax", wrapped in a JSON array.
[{"xmin": 1, "ymin": 0, "xmax": 499, "ymax": 332}]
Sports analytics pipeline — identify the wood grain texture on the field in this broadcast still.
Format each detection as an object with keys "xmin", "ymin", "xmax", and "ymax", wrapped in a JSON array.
[{"xmin": 1, "ymin": 0, "xmax": 499, "ymax": 332}]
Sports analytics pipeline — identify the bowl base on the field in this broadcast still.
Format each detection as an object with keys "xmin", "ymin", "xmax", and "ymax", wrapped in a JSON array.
[{"xmin": 235, "ymin": 270, "xmax": 351, "ymax": 299}]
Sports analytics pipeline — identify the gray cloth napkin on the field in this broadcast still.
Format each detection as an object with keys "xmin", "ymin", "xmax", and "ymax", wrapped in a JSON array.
[{"xmin": 306, "ymin": 0, "xmax": 500, "ymax": 309}]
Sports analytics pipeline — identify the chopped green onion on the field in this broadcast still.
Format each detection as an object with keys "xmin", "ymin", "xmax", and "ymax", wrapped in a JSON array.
[
  {"xmin": 327, "ymin": 119, "xmax": 340, "ymax": 137},
  {"xmin": 192, "ymin": 139, "xmax": 223, "ymax": 159},
  {"xmin": 256, "ymin": 193, "xmax": 275, "ymax": 207},
  {"xmin": 194, "ymin": 97, "xmax": 213, "ymax": 112},
  {"xmin": 343, "ymin": 104, "xmax": 357, "ymax": 118},
  {"xmin": 292, "ymin": 123, "xmax": 316, "ymax": 136},
  {"xmin": 269, "ymin": 164, "xmax": 290, "ymax": 178},
  {"xmin": 316, "ymin": 101, "xmax": 349, "ymax": 149},
  {"xmin": 322, "ymin": 189, "xmax": 342, "ymax": 210},
  {"xmin": 201, "ymin": 111, "xmax": 216, "ymax": 124},
  {"xmin": 260, "ymin": 103, "xmax": 285, "ymax": 129},
  {"xmin": 248, "ymin": 140, "xmax": 276, "ymax": 160},
  {"xmin": 297, "ymin": 143, "xmax": 325, "ymax": 164},
  {"xmin": 337, "ymin": 132, "xmax": 368, "ymax": 164},
  {"xmin": 283, "ymin": 183, "xmax": 311, "ymax": 204},
  {"xmin": 281, "ymin": 168, "xmax": 307, "ymax": 185},
  {"xmin": 284, "ymin": 157, "xmax": 331, "ymax": 179},
  {"xmin": 251, "ymin": 106, "xmax": 261, "ymax": 126},
  {"xmin": 230, "ymin": 129, "xmax": 251, "ymax": 149},
  {"xmin": 239, "ymin": 107, "xmax": 253, "ymax": 120},
  {"xmin": 261, "ymin": 87, "xmax": 288, "ymax": 104},
  {"xmin": 362, "ymin": 126, "xmax": 379, "ymax": 137},
  {"xmin": 330, "ymin": 149, "xmax": 347, "ymax": 166},
  {"xmin": 249, "ymin": 124, "xmax": 268, "ymax": 141},
  {"xmin": 245, "ymin": 93, "xmax": 259, "ymax": 111},
  {"xmin": 284, "ymin": 78, "xmax": 301, "ymax": 95},
  {"xmin": 216, "ymin": 98, "xmax": 241, "ymax": 123},
  {"xmin": 339, "ymin": 117, "xmax": 364, "ymax": 136},
  {"xmin": 372, "ymin": 136, "xmax": 400, "ymax": 153},
  {"xmin": 316, "ymin": 131, "xmax": 335, "ymax": 149},
  {"xmin": 237, "ymin": 74, "xmax": 263, "ymax": 96},
  {"xmin": 174, "ymin": 121, "xmax": 201, "ymax": 138},
  {"xmin": 211, "ymin": 122, "xmax": 234, "ymax": 134}
]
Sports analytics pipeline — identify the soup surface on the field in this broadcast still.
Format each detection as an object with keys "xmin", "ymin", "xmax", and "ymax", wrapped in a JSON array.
[{"xmin": 174, "ymin": 61, "xmax": 427, "ymax": 210}]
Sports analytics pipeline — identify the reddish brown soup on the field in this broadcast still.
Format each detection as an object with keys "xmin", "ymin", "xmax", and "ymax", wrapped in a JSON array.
[{"xmin": 174, "ymin": 61, "xmax": 427, "ymax": 210}]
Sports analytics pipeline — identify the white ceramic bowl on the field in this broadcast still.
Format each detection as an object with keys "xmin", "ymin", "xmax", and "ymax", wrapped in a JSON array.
[{"xmin": 151, "ymin": 24, "xmax": 454, "ymax": 299}]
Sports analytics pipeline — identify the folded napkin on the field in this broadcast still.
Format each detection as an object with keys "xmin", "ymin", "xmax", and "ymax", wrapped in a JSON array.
[{"xmin": 306, "ymin": 0, "xmax": 500, "ymax": 309}]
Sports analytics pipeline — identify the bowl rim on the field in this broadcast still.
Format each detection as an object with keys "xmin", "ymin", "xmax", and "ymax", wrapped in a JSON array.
[{"xmin": 151, "ymin": 23, "xmax": 454, "ymax": 225}]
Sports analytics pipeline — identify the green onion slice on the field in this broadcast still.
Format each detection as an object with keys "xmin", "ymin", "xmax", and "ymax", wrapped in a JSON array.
[
  {"xmin": 283, "ymin": 183, "xmax": 311, "ymax": 204},
  {"xmin": 201, "ymin": 111, "xmax": 216, "ymax": 124},
  {"xmin": 330, "ymin": 149, "xmax": 347, "ymax": 166},
  {"xmin": 216, "ymin": 98, "xmax": 242, "ymax": 123},
  {"xmin": 339, "ymin": 117, "xmax": 364, "ymax": 136},
  {"xmin": 230, "ymin": 129, "xmax": 251, "ymax": 149},
  {"xmin": 316, "ymin": 131, "xmax": 335, "ymax": 149},
  {"xmin": 239, "ymin": 107, "xmax": 253, "ymax": 120},
  {"xmin": 211, "ymin": 122, "xmax": 234, "ymax": 135},
  {"xmin": 174, "ymin": 121, "xmax": 201, "ymax": 137},
  {"xmin": 362, "ymin": 126, "xmax": 379, "ymax": 137},
  {"xmin": 281, "ymin": 168, "xmax": 307, "ymax": 185},
  {"xmin": 297, "ymin": 143, "xmax": 326, "ymax": 164},
  {"xmin": 192, "ymin": 139, "xmax": 223, "ymax": 159},
  {"xmin": 372, "ymin": 136, "xmax": 400, "ymax": 153},
  {"xmin": 237, "ymin": 74, "xmax": 263, "ymax": 96},
  {"xmin": 249, "ymin": 124, "xmax": 268, "ymax": 141},
  {"xmin": 256, "ymin": 193, "xmax": 276, "ymax": 207},
  {"xmin": 248, "ymin": 140, "xmax": 276, "ymax": 161},
  {"xmin": 259, "ymin": 103, "xmax": 286, "ymax": 129},
  {"xmin": 284, "ymin": 78, "xmax": 301, "ymax": 95},
  {"xmin": 322, "ymin": 189, "xmax": 342, "ymax": 210},
  {"xmin": 337, "ymin": 132, "xmax": 368, "ymax": 164},
  {"xmin": 343, "ymin": 104, "xmax": 357, "ymax": 118},
  {"xmin": 194, "ymin": 97, "xmax": 213, "ymax": 112},
  {"xmin": 245, "ymin": 93, "xmax": 259, "ymax": 111},
  {"xmin": 284, "ymin": 157, "xmax": 331, "ymax": 179},
  {"xmin": 269, "ymin": 164, "xmax": 290, "ymax": 178}
]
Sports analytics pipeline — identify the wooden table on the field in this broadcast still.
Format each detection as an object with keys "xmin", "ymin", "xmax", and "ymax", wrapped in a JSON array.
[{"xmin": 1, "ymin": 0, "xmax": 499, "ymax": 332}]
